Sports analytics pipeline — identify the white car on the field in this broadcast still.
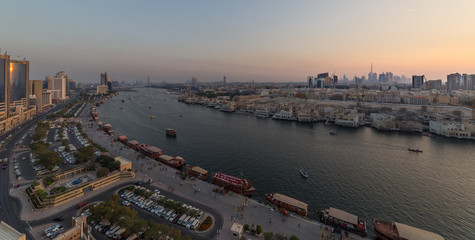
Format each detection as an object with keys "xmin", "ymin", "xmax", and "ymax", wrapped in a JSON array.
[{"xmin": 122, "ymin": 201, "xmax": 130, "ymax": 206}]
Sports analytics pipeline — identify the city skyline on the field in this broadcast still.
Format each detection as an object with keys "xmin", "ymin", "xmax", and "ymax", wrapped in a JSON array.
[{"xmin": 1, "ymin": 0, "xmax": 475, "ymax": 83}]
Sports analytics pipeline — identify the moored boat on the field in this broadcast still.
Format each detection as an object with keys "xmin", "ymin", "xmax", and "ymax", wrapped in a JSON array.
[
  {"xmin": 264, "ymin": 193, "xmax": 308, "ymax": 217},
  {"xmin": 212, "ymin": 172, "xmax": 256, "ymax": 197},
  {"xmin": 117, "ymin": 135, "xmax": 128, "ymax": 144},
  {"xmin": 373, "ymin": 219, "xmax": 445, "ymax": 240},
  {"xmin": 300, "ymin": 169, "xmax": 308, "ymax": 178},
  {"xmin": 139, "ymin": 144, "xmax": 162, "ymax": 159},
  {"xmin": 151, "ymin": 115, "xmax": 156, "ymax": 119},
  {"xmin": 157, "ymin": 155, "xmax": 185, "ymax": 169},
  {"xmin": 317, "ymin": 207, "xmax": 367, "ymax": 237}
]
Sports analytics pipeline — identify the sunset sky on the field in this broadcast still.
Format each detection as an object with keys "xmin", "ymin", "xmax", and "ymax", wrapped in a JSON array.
[{"xmin": 1, "ymin": 0, "xmax": 475, "ymax": 83}]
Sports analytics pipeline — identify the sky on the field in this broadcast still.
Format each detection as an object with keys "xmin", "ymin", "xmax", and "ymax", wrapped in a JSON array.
[{"xmin": 1, "ymin": 0, "xmax": 475, "ymax": 83}]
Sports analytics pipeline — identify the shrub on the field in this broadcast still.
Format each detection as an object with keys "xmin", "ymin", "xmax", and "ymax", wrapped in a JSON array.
[
  {"xmin": 96, "ymin": 167, "xmax": 110, "ymax": 178},
  {"xmin": 43, "ymin": 176, "xmax": 55, "ymax": 187},
  {"xmin": 50, "ymin": 186, "xmax": 67, "ymax": 195},
  {"xmin": 244, "ymin": 224, "xmax": 249, "ymax": 231},
  {"xmin": 289, "ymin": 235, "xmax": 299, "ymax": 240},
  {"xmin": 264, "ymin": 232, "xmax": 274, "ymax": 240},
  {"xmin": 256, "ymin": 225, "xmax": 263, "ymax": 234},
  {"xmin": 33, "ymin": 181, "xmax": 40, "ymax": 187},
  {"xmin": 197, "ymin": 216, "xmax": 212, "ymax": 231}
]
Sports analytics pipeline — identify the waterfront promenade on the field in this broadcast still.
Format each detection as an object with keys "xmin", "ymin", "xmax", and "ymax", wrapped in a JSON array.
[{"xmin": 82, "ymin": 102, "xmax": 369, "ymax": 240}]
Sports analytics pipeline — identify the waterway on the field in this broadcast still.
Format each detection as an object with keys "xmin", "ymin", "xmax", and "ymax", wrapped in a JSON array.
[{"xmin": 97, "ymin": 88, "xmax": 474, "ymax": 240}]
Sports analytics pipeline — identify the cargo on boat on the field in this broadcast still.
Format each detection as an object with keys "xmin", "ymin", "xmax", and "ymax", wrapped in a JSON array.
[
  {"xmin": 212, "ymin": 172, "xmax": 256, "ymax": 197},
  {"xmin": 264, "ymin": 193, "xmax": 308, "ymax": 217}
]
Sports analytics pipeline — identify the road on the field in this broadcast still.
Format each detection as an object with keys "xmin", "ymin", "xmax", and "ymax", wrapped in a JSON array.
[{"xmin": 0, "ymin": 102, "xmax": 67, "ymax": 240}]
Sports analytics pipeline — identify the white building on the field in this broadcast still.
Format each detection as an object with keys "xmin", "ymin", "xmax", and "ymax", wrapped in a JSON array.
[{"xmin": 53, "ymin": 75, "xmax": 67, "ymax": 100}]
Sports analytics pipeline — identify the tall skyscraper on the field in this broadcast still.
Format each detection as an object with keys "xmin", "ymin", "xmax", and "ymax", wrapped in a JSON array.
[
  {"xmin": 8, "ymin": 59, "xmax": 29, "ymax": 110},
  {"xmin": 0, "ymin": 54, "xmax": 9, "ymax": 119},
  {"xmin": 0, "ymin": 54, "xmax": 30, "ymax": 118},
  {"xmin": 223, "ymin": 76, "xmax": 226, "ymax": 84},
  {"xmin": 447, "ymin": 73, "xmax": 461, "ymax": 90},
  {"xmin": 412, "ymin": 75, "xmax": 425, "ymax": 89},
  {"xmin": 53, "ymin": 72, "xmax": 67, "ymax": 100},
  {"xmin": 30, "ymin": 80, "xmax": 43, "ymax": 111},
  {"xmin": 307, "ymin": 76, "xmax": 314, "ymax": 88},
  {"xmin": 46, "ymin": 76, "xmax": 53, "ymax": 90},
  {"xmin": 317, "ymin": 72, "xmax": 329, "ymax": 79}
]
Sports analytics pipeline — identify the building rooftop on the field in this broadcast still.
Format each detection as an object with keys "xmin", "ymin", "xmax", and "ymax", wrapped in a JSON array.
[
  {"xmin": 114, "ymin": 156, "xmax": 131, "ymax": 166},
  {"xmin": 0, "ymin": 221, "xmax": 25, "ymax": 240}
]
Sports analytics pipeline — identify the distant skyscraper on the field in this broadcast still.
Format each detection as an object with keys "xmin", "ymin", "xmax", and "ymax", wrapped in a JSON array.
[
  {"xmin": 147, "ymin": 75, "xmax": 150, "ymax": 84},
  {"xmin": 447, "ymin": 73, "xmax": 461, "ymax": 90},
  {"xmin": 30, "ymin": 80, "xmax": 43, "ymax": 111},
  {"xmin": 8, "ymin": 59, "xmax": 29, "ymax": 110},
  {"xmin": 317, "ymin": 73, "xmax": 329, "ymax": 79},
  {"xmin": 307, "ymin": 76, "xmax": 314, "ymax": 88},
  {"xmin": 46, "ymin": 76, "xmax": 53, "ymax": 90},
  {"xmin": 53, "ymin": 72, "xmax": 67, "ymax": 100},
  {"xmin": 333, "ymin": 75, "xmax": 338, "ymax": 84},
  {"xmin": 223, "ymin": 76, "xmax": 226, "ymax": 84},
  {"xmin": 412, "ymin": 75, "xmax": 425, "ymax": 89},
  {"xmin": 0, "ymin": 54, "xmax": 10, "ymax": 119}
]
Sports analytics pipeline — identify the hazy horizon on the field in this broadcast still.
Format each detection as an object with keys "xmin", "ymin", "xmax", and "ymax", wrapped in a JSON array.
[{"xmin": 2, "ymin": 0, "xmax": 474, "ymax": 83}]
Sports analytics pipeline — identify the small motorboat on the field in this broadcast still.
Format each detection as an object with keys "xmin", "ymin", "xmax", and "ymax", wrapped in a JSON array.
[
  {"xmin": 408, "ymin": 148, "xmax": 423, "ymax": 153},
  {"xmin": 151, "ymin": 115, "xmax": 157, "ymax": 119},
  {"xmin": 329, "ymin": 131, "xmax": 337, "ymax": 135},
  {"xmin": 300, "ymin": 169, "xmax": 308, "ymax": 178},
  {"xmin": 166, "ymin": 128, "xmax": 176, "ymax": 137}
]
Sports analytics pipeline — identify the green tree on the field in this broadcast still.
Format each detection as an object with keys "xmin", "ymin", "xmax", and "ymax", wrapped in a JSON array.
[
  {"xmin": 256, "ymin": 225, "xmax": 263, "ymax": 234},
  {"xmin": 289, "ymin": 235, "xmax": 299, "ymax": 240},
  {"xmin": 96, "ymin": 167, "xmax": 110, "ymax": 178}
]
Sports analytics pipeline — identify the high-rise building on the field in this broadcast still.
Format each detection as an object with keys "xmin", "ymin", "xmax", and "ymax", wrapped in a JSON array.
[
  {"xmin": 447, "ymin": 73, "xmax": 461, "ymax": 90},
  {"xmin": 53, "ymin": 72, "xmax": 67, "ymax": 100},
  {"xmin": 412, "ymin": 75, "xmax": 425, "ymax": 89},
  {"xmin": 462, "ymin": 74, "xmax": 475, "ymax": 90},
  {"xmin": 69, "ymin": 79, "xmax": 76, "ymax": 90},
  {"xmin": 45, "ymin": 76, "xmax": 53, "ymax": 90},
  {"xmin": 333, "ymin": 75, "xmax": 338, "ymax": 85},
  {"xmin": 307, "ymin": 76, "xmax": 314, "ymax": 88},
  {"xmin": 0, "ymin": 54, "xmax": 9, "ymax": 120},
  {"xmin": 427, "ymin": 80, "xmax": 443, "ymax": 90},
  {"xmin": 223, "ymin": 76, "xmax": 226, "ymax": 84},
  {"xmin": 317, "ymin": 73, "xmax": 329, "ymax": 79},
  {"xmin": 8, "ymin": 59, "xmax": 29, "ymax": 112},
  {"xmin": 29, "ymin": 80, "xmax": 43, "ymax": 111}
]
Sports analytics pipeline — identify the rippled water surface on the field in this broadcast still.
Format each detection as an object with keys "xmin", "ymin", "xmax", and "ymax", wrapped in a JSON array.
[{"xmin": 97, "ymin": 88, "xmax": 475, "ymax": 239}]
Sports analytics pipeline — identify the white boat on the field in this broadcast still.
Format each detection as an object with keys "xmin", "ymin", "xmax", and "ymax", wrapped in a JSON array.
[{"xmin": 300, "ymin": 169, "xmax": 308, "ymax": 178}]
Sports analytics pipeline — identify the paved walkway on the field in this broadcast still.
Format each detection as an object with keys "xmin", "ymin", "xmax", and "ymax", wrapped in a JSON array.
[{"xmin": 85, "ymin": 102, "xmax": 370, "ymax": 240}]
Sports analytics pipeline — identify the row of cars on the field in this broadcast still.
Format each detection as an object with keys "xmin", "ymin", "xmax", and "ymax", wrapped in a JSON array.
[
  {"xmin": 71, "ymin": 126, "xmax": 89, "ymax": 147},
  {"xmin": 56, "ymin": 146, "xmax": 77, "ymax": 165},
  {"xmin": 120, "ymin": 188, "xmax": 203, "ymax": 230},
  {"xmin": 42, "ymin": 224, "xmax": 64, "ymax": 239},
  {"xmin": 91, "ymin": 221, "xmax": 138, "ymax": 240}
]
